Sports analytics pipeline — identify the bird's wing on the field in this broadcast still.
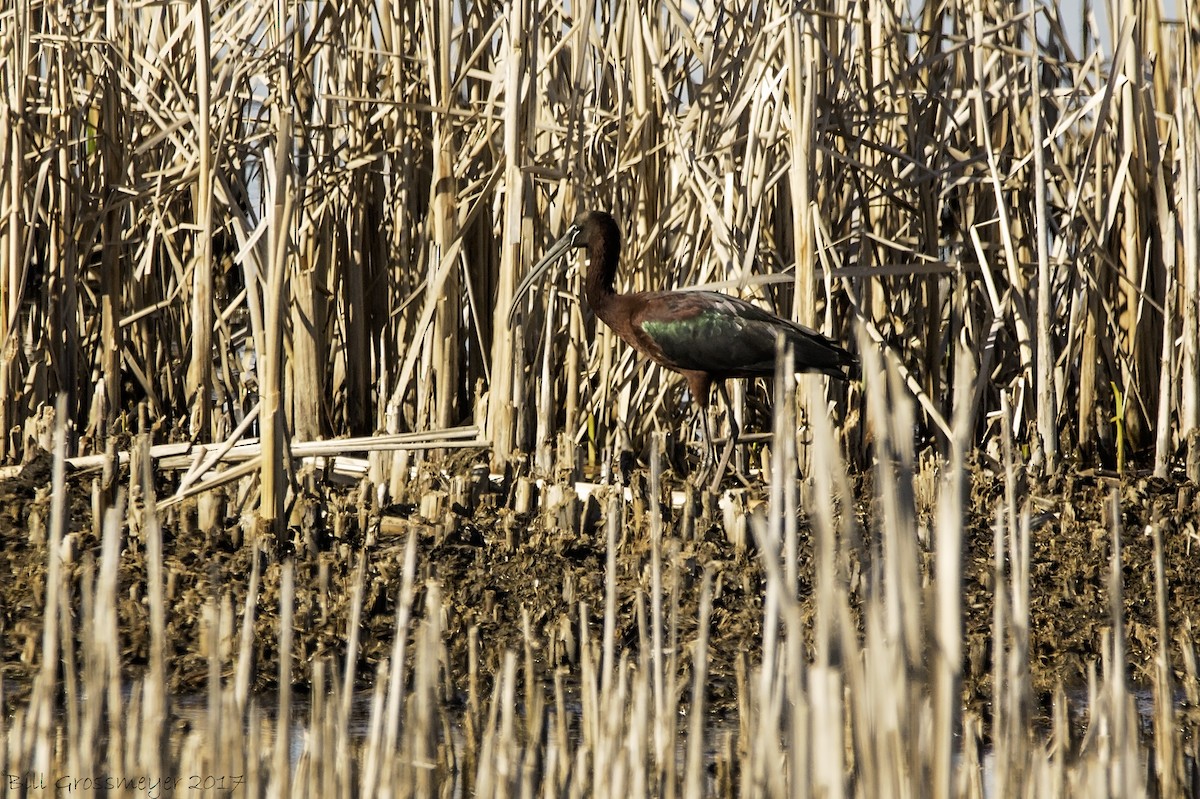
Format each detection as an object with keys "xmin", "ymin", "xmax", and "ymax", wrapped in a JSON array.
[
  {"xmin": 630, "ymin": 292, "xmax": 783, "ymax": 376},
  {"xmin": 631, "ymin": 291, "xmax": 853, "ymax": 378}
]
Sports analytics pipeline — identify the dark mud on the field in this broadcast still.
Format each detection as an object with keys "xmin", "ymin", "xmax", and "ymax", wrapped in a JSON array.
[{"xmin": 2, "ymin": 449, "xmax": 1199, "ymax": 727}]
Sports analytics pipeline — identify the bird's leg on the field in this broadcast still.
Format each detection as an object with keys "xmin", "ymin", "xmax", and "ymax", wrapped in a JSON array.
[
  {"xmin": 710, "ymin": 382, "xmax": 751, "ymax": 492},
  {"xmin": 692, "ymin": 402, "xmax": 718, "ymax": 488}
]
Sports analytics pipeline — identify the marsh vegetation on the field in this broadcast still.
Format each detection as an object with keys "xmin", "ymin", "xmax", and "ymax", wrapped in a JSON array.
[{"xmin": 1, "ymin": 0, "xmax": 1199, "ymax": 795}]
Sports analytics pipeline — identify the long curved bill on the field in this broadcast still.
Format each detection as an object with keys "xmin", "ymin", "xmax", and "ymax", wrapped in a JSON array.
[{"xmin": 507, "ymin": 225, "xmax": 581, "ymax": 327}]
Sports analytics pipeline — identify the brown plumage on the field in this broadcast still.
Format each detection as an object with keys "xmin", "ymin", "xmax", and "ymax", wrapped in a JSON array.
[{"xmin": 510, "ymin": 210, "xmax": 857, "ymax": 487}]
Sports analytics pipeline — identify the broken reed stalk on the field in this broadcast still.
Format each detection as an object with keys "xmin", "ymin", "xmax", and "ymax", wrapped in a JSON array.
[
  {"xmin": 536, "ymin": 292, "xmax": 557, "ymax": 473},
  {"xmin": 931, "ymin": 343, "xmax": 971, "ymax": 799},
  {"xmin": 234, "ymin": 538, "xmax": 262, "ymax": 712},
  {"xmin": 1027, "ymin": 2, "xmax": 1056, "ymax": 473},
  {"xmin": 259, "ymin": 104, "xmax": 296, "ymax": 537},
  {"xmin": 601, "ymin": 489, "xmax": 619, "ymax": 692},
  {"xmin": 409, "ymin": 580, "xmax": 444, "ymax": 795},
  {"xmin": 1151, "ymin": 516, "xmax": 1180, "ymax": 793},
  {"xmin": 483, "ymin": 0, "xmax": 531, "ymax": 464},
  {"xmin": 381, "ymin": 530, "xmax": 418, "ymax": 775},
  {"xmin": 683, "ymin": 568, "xmax": 713, "ymax": 799},
  {"xmin": 1180, "ymin": 64, "xmax": 1200, "ymax": 478},
  {"xmin": 139, "ymin": 422, "xmax": 169, "ymax": 779},
  {"xmin": 187, "ymin": 0, "xmax": 215, "ymax": 440},
  {"xmin": 271, "ymin": 559, "xmax": 295, "ymax": 799},
  {"xmin": 647, "ymin": 432, "xmax": 670, "ymax": 787},
  {"xmin": 33, "ymin": 397, "xmax": 68, "ymax": 777}
]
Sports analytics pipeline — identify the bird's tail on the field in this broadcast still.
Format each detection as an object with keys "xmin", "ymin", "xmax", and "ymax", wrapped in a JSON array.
[{"xmin": 823, "ymin": 340, "xmax": 859, "ymax": 381}]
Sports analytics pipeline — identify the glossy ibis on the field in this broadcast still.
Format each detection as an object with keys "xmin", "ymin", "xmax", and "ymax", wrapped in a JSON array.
[{"xmin": 510, "ymin": 210, "xmax": 857, "ymax": 489}]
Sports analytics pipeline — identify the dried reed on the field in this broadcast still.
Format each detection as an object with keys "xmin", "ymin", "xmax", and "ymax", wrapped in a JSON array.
[
  {"xmin": 0, "ymin": 0, "xmax": 1192, "ymax": 482},
  {"xmin": 2, "ymin": 0, "xmax": 1200, "ymax": 797},
  {"xmin": 5, "ymin": 341, "xmax": 1197, "ymax": 795}
]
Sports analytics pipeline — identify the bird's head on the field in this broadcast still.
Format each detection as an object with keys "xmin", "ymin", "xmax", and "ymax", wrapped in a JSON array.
[
  {"xmin": 568, "ymin": 210, "xmax": 618, "ymax": 251},
  {"xmin": 508, "ymin": 210, "xmax": 618, "ymax": 326}
]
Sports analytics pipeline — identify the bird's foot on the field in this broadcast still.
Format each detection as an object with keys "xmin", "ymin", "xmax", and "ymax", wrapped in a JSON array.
[
  {"xmin": 689, "ymin": 456, "xmax": 714, "ymax": 492},
  {"xmin": 706, "ymin": 463, "xmax": 755, "ymax": 492},
  {"xmin": 729, "ymin": 468, "xmax": 754, "ymax": 490},
  {"xmin": 706, "ymin": 433, "xmax": 740, "ymax": 493},
  {"xmin": 688, "ymin": 446, "xmax": 722, "ymax": 493}
]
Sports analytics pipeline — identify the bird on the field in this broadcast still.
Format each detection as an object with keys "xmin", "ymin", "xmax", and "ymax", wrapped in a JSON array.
[{"xmin": 509, "ymin": 209, "xmax": 857, "ymax": 490}]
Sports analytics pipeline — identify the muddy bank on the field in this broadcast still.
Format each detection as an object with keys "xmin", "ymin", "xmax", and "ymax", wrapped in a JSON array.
[{"xmin": 1, "ymin": 450, "xmax": 1199, "ymax": 721}]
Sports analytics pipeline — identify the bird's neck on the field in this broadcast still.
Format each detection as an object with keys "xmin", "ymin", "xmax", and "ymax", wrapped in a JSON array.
[{"xmin": 584, "ymin": 244, "xmax": 620, "ymax": 320}]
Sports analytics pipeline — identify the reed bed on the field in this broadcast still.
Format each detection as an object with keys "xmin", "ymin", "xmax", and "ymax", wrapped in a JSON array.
[
  {"xmin": 0, "ymin": 0, "xmax": 1195, "ymax": 481},
  {"xmin": 3, "ymin": 0, "xmax": 1200, "ymax": 797}
]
